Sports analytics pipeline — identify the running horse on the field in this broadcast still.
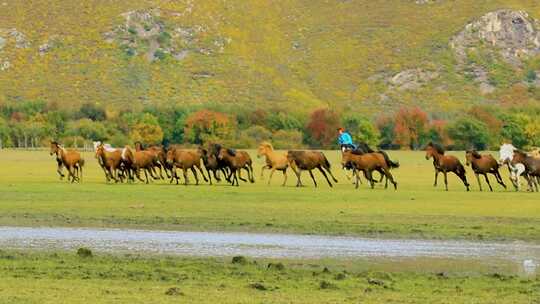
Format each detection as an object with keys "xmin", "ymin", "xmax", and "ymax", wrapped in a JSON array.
[
  {"xmin": 425, "ymin": 142, "xmax": 469, "ymax": 191},
  {"xmin": 49, "ymin": 141, "xmax": 85, "ymax": 183},
  {"xmin": 465, "ymin": 150, "xmax": 506, "ymax": 191}
]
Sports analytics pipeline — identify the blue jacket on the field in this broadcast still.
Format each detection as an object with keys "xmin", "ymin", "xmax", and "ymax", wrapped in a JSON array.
[{"xmin": 338, "ymin": 132, "xmax": 353, "ymax": 145}]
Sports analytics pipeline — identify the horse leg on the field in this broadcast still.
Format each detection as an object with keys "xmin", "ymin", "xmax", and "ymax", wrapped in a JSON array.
[
  {"xmin": 433, "ymin": 170, "xmax": 439, "ymax": 187},
  {"xmin": 281, "ymin": 169, "xmax": 287, "ymax": 187},
  {"xmin": 483, "ymin": 174, "xmax": 493, "ymax": 192},
  {"xmin": 458, "ymin": 171, "xmax": 470, "ymax": 191},
  {"xmin": 261, "ymin": 165, "xmax": 268, "ymax": 179},
  {"xmin": 196, "ymin": 165, "xmax": 208, "ymax": 182},
  {"xmin": 317, "ymin": 165, "xmax": 333, "ymax": 187},
  {"xmin": 268, "ymin": 168, "xmax": 276, "ymax": 186},
  {"xmin": 323, "ymin": 166, "xmax": 338, "ymax": 183},
  {"xmin": 235, "ymin": 169, "xmax": 240, "ymax": 186},
  {"xmin": 366, "ymin": 170, "xmax": 375, "ymax": 189},
  {"xmin": 237, "ymin": 168, "xmax": 247, "ymax": 182},
  {"xmin": 248, "ymin": 164, "xmax": 255, "ymax": 183},
  {"xmin": 443, "ymin": 171, "xmax": 449, "ymax": 191},
  {"xmin": 143, "ymin": 169, "xmax": 150, "ymax": 184},
  {"xmin": 206, "ymin": 169, "xmax": 213, "ymax": 185},
  {"xmin": 308, "ymin": 170, "xmax": 317, "ymax": 187},
  {"xmin": 354, "ymin": 169, "xmax": 360, "ymax": 189},
  {"xmin": 475, "ymin": 173, "xmax": 482, "ymax": 192},
  {"xmin": 192, "ymin": 167, "xmax": 201, "ymax": 185},
  {"xmin": 494, "ymin": 170, "xmax": 507, "ymax": 189},
  {"xmin": 56, "ymin": 162, "xmax": 65, "ymax": 180},
  {"xmin": 383, "ymin": 168, "xmax": 397, "ymax": 190},
  {"xmin": 183, "ymin": 168, "xmax": 189, "ymax": 185}
]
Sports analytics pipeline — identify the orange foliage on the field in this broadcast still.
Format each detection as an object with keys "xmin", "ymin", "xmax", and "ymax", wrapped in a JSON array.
[
  {"xmin": 306, "ymin": 108, "xmax": 340, "ymax": 148},
  {"xmin": 393, "ymin": 107, "xmax": 429, "ymax": 149}
]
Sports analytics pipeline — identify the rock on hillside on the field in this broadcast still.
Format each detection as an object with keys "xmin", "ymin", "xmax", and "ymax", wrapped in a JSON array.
[
  {"xmin": 0, "ymin": 28, "xmax": 29, "ymax": 71},
  {"xmin": 104, "ymin": 8, "xmax": 230, "ymax": 62},
  {"xmin": 451, "ymin": 10, "xmax": 540, "ymax": 66},
  {"xmin": 451, "ymin": 9, "xmax": 540, "ymax": 94}
]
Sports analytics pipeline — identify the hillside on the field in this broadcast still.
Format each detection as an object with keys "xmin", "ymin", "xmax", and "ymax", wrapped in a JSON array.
[{"xmin": 1, "ymin": 0, "xmax": 540, "ymax": 114}]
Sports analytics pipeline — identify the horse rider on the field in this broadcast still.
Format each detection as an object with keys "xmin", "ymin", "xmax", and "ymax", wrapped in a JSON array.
[{"xmin": 337, "ymin": 127, "xmax": 356, "ymax": 152}]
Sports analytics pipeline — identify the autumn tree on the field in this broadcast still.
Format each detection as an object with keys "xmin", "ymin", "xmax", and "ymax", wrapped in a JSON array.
[
  {"xmin": 184, "ymin": 110, "xmax": 236, "ymax": 144},
  {"xmin": 305, "ymin": 108, "xmax": 340, "ymax": 148},
  {"xmin": 392, "ymin": 107, "xmax": 429, "ymax": 150}
]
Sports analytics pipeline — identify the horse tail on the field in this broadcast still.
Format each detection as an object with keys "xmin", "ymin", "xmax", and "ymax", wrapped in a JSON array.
[{"xmin": 377, "ymin": 150, "xmax": 400, "ymax": 169}]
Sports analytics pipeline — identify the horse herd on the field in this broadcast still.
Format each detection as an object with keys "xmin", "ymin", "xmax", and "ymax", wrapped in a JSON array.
[{"xmin": 48, "ymin": 140, "xmax": 540, "ymax": 192}]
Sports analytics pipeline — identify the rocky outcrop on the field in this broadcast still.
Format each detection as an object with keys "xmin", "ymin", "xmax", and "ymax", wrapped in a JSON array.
[
  {"xmin": 104, "ymin": 8, "xmax": 230, "ymax": 62},
  {"xmin": 451, "ymin": 10, "xmax": 540, "ymax": 66},
  {"xmin": 0, "ymin": 28, "xmax": 29, "ymax": 71},
  {"xmin": 389, "ymin": 68, "xmax": 439, "ymax": 91},
  {"xmin": 451, "ymin": 10, "xmax": 540, "ymax": 94}
]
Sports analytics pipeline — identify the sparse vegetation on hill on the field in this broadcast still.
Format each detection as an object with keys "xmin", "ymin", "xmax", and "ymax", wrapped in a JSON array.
[{"xmin": 1, "ymin": 1, "xmax": 540, "ymax": 149}]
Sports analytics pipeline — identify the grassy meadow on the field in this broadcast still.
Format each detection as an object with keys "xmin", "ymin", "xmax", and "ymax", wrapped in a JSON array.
[
  {"xmin": 0, "ymin": 149, "xmax": 538, "ymax": 242},
  {"xmin": 0, "ymin": 251, "xmax": 538, "ymax": 304}
]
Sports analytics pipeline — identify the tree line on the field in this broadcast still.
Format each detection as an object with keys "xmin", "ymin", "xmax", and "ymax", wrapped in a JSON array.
[{"xmin": 0, "ymin": 100, "xmax": 539, "ymax": 150}]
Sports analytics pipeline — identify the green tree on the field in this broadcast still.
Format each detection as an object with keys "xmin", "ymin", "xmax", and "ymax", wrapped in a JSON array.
[
  {"xmin": 499, "ymin": 114, "xmax": 528, "ymax": 148},
  {"xmin": 447, "ymin": 116, "xmax": 490, "ymax": 150},
  {"xmin": 0, "ymin": 117, "xmax": 11, "ymax": 148},
  {"xmin": 342, "ymin": 115, "xmax": 380, "ymax": 147}
]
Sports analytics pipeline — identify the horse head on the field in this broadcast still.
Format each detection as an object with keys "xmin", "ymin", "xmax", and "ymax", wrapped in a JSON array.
[{"xmin": 49, "ymin": 141, "xmax": 60, "ymax": 156}]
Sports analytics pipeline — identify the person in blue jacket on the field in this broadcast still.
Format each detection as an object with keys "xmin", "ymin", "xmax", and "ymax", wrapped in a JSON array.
[{"xmin": 337, "ymin": 127, "xmax": 356, "ymax": 151}]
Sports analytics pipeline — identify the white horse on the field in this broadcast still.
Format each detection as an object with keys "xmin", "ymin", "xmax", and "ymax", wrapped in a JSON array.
[{"xmin": 499, "ymin": 143, "xmax": 527, "ymax": 191}]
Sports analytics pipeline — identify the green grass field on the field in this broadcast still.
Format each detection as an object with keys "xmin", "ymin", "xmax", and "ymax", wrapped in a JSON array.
[
  {"xmin": 0, "ymin": 250, "xmax": 537, "ymax": 304},
  {"xmin": 0, "ymin": 149, "xmax": 538, "ymax": 242}
]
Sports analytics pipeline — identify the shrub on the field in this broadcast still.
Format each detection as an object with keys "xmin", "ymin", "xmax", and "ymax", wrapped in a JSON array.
[
  {"xmin": 341, "ymin": 114, "xmax": 380, "ymax": 147},
  {"xmin": 447, "ymin": 116, "xmax": 490, "ymax": 150},
  {"xmin": 393, "ymin": 107, "xmax": 429, "ymax": 150},
  {"xmin": 305, "ymin": 108, "xmax": 340, "ymax": 148},
  {"xmin": 272, "ymin": 130, "xmax": 303, "ymax": 149}
]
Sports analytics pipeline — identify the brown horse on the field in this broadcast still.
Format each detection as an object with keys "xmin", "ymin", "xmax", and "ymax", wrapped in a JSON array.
[
  {"xmin": 198, "ymin": 146, "xmax": 229, "ymax": 185},
  {"xmin": 257, "ymin": 142, "xmax": 288, "ymax": 186},
  {"xmin": 512, "ymin": 150, "xmax": 540, "ymax": 192},
  {"xmin": 135, "ymin": 142, "xmax": 166, "ymax": 179},
  {"xmin": 166, "ymin": 147, "xmax": 208, "ymax": 185},
  {"xmin": 425, "ymin": 142, "xmax": 469, "ymax": 191},
  {"xmin": 465, "ymin": 150, "xmax": 506, "ymax": 191},
  {"xmin": 341, "ymin": 150, "xmax": 398, "ymax": 190},
  {"xmin": 217, "ymin": 148, "xmax": 255, "ymax": 186},
  {"xmin": 122, "ymin": 146, "xmax": 159, "ymax": 184},
  {"xmin": 95, "ymin": 143, "xmax": 124, "ymax": 183},
  {"xmin": 49, "ymin": 141, "xmax": 84, "ymax": 183},
  {"xmin": 286, "ymin": 150, "xmax": 338, "ymax": 187}
]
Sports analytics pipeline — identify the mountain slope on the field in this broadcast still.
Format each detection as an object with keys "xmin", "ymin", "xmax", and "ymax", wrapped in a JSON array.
[{"xmin": 1, "ymin": 0, "xmax": 540, "ymax": 116}]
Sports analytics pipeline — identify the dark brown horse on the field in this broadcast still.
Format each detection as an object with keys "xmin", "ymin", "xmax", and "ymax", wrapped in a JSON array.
[
  {"xmin": 49, "ymin": 141, "xmax": 84, "ymax": 183},
  {"xmin": 465, "ymin": 150, "xmax": 506, "ymax": 191},
  {"xmin": 198, "ymin": 146, "xmax": 229, "ymax": 185},
  {"xmin": 217, "ymin": 148, "xmax": 255, "ymax": 186},
  {"xmin": 286, "ymin": 150, "xmax": 338, "ymax": 187},
  {"xmin": 512, "ymin": 150, "xmax": 540, "ymax": 192},
  {"xmin": 166, "ymin": 148, "xmax": 208, "ymax": 185},
  {"xmin": 425, "ymin": 142, "xmax": 469, "ymax": 191},
  {"xmin": 342, "ymin": 150, "xmax": 398, "ymax": 190}
]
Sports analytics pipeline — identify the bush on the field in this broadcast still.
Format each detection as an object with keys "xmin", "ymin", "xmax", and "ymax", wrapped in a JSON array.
[
  {"xmin": 341, "ymin": 114, "xmax": 380, "ymax": 147},
  {"xmin": 447, "ymin": 116, "xmax": 490, "ymax": 150},
  {"xmin": 272, "ymin": 130, "xmax": 303, "ymax": 149},
  {"xmin": 305, "ymin": 108, "xmax": 340, "ymax": 148},
  {"xmin": 76, "ymin": 247, "xmax": 93, "ymax": 258}
]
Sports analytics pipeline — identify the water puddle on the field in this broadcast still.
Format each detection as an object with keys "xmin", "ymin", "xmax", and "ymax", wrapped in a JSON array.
[{"xmin": 0, "ymin": 226, "xmax": 538, "ymax": 275}]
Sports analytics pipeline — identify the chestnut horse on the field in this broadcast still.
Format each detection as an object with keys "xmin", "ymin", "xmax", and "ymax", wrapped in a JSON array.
[
  {"xmin": 49, "ymin": 141, "xmax": 84, "ymax": 183},
  {"xmin": 95, "ymin": 143, "xmax": 124, "ymax": 183},
  {"xmin": 286, "ymin": 150, "xmax": 338, "ymax": 187},
  {"xmin": 166, "ymin": 147, "xmax": 208, "ymax": 185},
  {"xmin": 341, "ymin": 150, "xmax": 398, "ymax": 190},
  {"xmin": 465, "ymin": 150, "xmax": 506, "ymax": 191},
  {"xmin": 257, "ymin": 142, "xmax": 288, "ymax": 186},
  {"xmin": 122, "ymin": 146, "xmax": 159, "ymax": 184},
  {"xmin": 425, "ymin": 142, "xmax": 469, "ymax": 191},
  {"xmin": 512, "ymin": 150, "xmax": 540, "ymax": 192},
  {"xmin": 217, "ymin": 148, "xmax": 255, "ymax": 186},
  {"xmin": 135, "ymin": 142, "xmax": 166, "ymax": 179}
]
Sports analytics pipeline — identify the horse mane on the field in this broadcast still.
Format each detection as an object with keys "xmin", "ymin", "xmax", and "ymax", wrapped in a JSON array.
[
  {"xmin": 427, "ymin": 142, "xmax": 445, "ymax": 155},
  {"xmin": 514, "ymin": 150, "xmax": 527, "ymax": 157},
  {"xmin": 356, "ymin": 142, "xmax": 375, "ymax": 153},
  {"xmin": 350, "ymin": 149, "xmax": 364, "ymax": 155},
  {"xmin": 467, "ymin": 150, "xmax": 482, "ymax": 159},
  {"xmin": 259, "ymin": 141, "xmax": 274, "ymax": 150},
  {"xmin": 227, "ymin": 148, "xmax": 236, "ymax": 156}
]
